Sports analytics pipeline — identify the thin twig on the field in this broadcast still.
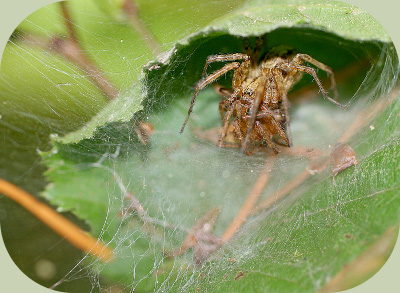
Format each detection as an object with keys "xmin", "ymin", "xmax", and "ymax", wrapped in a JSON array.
[
  {"xmin": 0, "ymin": 178, "xmax": 114, "ymax": 262},
  {"xmin": 123, "ymin": 0, "xmax": 162, "ymax": 56},
  {"xmin": 338, "ymin": 85, "xmax": 399, "ymax": 143},
  {"xmin": 18, "ymin": 3, "xmax": 119, "ymax": 100},
  {"xmin": 167, "ymin": 208, "xmax": 221, "ymax": 259},
  {"xmin": 251, "ymin": 169, "xmax": 311, "ymax": 214},
  {"xmin": 221, "ymin": 155, "xmax": 277, "ymax": 242},
  {"xmin": 59, "ymin": 2, "xmax": 119, "ymax": 100},
  {"xmin": 60, "ymin": 2, "xmax": 78, "ymax": 42},
  {"xmin": 251, "ymin": 86, "xmax": 399, "ymax": 214},
  {"xmin": 92, "ymin": 154, "xmax": 187, "ymax": 233},
  {"xmin": 252, "ymin": 159, "xmax": 329, "ymax": 215},
  {"xmin": 249, "ymin": 145, "xmax": 330, "ymax": 214},
  {"xmin": 121, "ymin": 192, "xmax": 187, "ymax": 232},
  {"xmin": 278, "ymin": 145, "xmax": 327, "ymax": 159}
]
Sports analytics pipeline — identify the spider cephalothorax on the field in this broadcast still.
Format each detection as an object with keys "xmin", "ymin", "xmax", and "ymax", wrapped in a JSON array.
[{"xmin": 180, "ymin": 38, "xmax": 343, "ymax": 154}]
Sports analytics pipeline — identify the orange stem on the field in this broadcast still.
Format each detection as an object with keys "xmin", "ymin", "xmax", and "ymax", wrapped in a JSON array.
[
  {"xmin": 221, "ymin": 156, "xmax": 276, "ymax": 242},
  {"xmin": 0, "ymin": 178, "xmax": 114, "ymax": 262},
  {"xmin": 252, "ymin": 170, "xmax": 311, "ymax": 214}
]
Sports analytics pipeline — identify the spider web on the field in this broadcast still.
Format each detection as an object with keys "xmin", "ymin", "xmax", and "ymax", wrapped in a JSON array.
[{"xmin": 1, "ymin": 1, "xmax": 400, "ymax": 293}]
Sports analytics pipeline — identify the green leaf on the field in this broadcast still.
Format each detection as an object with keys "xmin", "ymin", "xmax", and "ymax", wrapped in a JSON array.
[
  {"xmin": 0, "ymin": 0, "xmax": 248, "ymax": 291},
  {"xmin": 212, "ymin": 0, "xmax": 390, "ymax": 41},
  {"xmin": 3, "ymin": 0, "xmax": 400, "ymax": 292},
  {"xmin": 55, "ymin": 83, "xmax": 143, "ymax": 143},
  {"xmin": 73, "ymin": 0, "xmax": 392, "ymax": 147},
  {"xmin": 42, "ymin": 84, "xmax": 400, "ymax": 292},
  {"xmin": 168, "ymin": 133, "xmax": 400, "ymax": 292},
  {"xmin": 42, "ymin": 1, "xmax": 400, "ymax": 291}
]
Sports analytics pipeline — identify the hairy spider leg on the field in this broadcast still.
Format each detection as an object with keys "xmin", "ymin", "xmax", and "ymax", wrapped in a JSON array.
[
  {"xmin": 180, "ymin": 62, "xmax": 240, "ymax": 133},
  {"xmin": 233, "ymin": 118, "xmax": 244, "ymax": 142},
  {"xmin": 293, "ymin": 54, "xmax": 341, "ymax": 104},
  {"xmin": 240, "ymin": 105, "xmax": 290, "ymax": 153},
  {"xmin": 218, "ymin": 99, "xmax": 228, "ymax": 121},
  {"xmin": 217, "ymin": 87, "xmax": 256, "ymax": 150},
  {"xmin": 214, "ymin": 85, "xmax": 233, "ymax": 99},
  {"xmin": 293, "ymin": 64, "xmax": 343, "ymax": 107},
  {"xmin": 234, "ymin": 120, "xmax": 260, "ymax": 156},
  {"xmin": 232, "ymin": 103, "xmax": 251, "ymax": 150},
  {"xmin": 217, "ymin": 100, "xmax": 259, "ymax": 155},
  {"xmin": 180, "ymin": 53, "xmax": 251, "ymax": 133},
  {"xmin": 241, "ymin": 75, "xmax": 267, "ymax": 153},
  {"xmin": 280, "ymin": 89, "xmax": 292, "ymax": 145},
  {"xmin": 259, "ymin": 104, "xmax": 290, "ymax": 147},
  {"xmin": 271, "ymin": 67, "xmax": 294, "ymax": 146},
  {"xmin": 217, "ymin": 90, "xmax": 239, "ymax": 147},
  {"xmin": 254, "ymin": 120, "xmax": 279, "ymax": 153}
]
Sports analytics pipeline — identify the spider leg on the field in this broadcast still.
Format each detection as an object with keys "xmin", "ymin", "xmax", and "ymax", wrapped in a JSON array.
[
  {"xmin": 219, "ymin": 99, "xmax": 228, "ymax": 121},
  {"xmin": 180, "ymin": 53, "xmax": 251, "ymax": 133},
  {"xmin": 271, "ymin": 67, "xmax": 293, "ymax": 146},
  {"xmin": 228, "ymin": 117, "xmax": 255, "ymax": 155},
  {"xmin": 233, "ymin": 118, "xmax": 244, "ymax": 142},
  {"xmin": 241, "ymin": 75, "xmax": 267, "ymax": 153},
  {"xmin": 233, "ymin": 102, "xmax": 248, "ymax": 143},
  {"xmin": 218, "ymin": 92, "xmax": 238, "ymax": 147},
  {"xmin": 214, "ymin": 84, "xmax": 233, "ymax": 99},
  {"xmin": 281, "ymin": 93, "xmax": 292, "ymax": 145},
  {"xmin": 270, "ymin": 114, "xmax": 290, "ymax": 147},
  {"xmin": 259, "ymin": 106, "xmax": 290, "ymax": 147},
  {"xmin": 181, "ymin": 62, "xmax": 240, "ymax": 133},
  {"xmin": 201, "ymin": 53, "xmax": 251, "ymax": 77},
  {"xmin": 254, "ymin": 120, "xmax": 279, "ymax": 154},
  {"xmin": 233, "ymin": 112, "xmax": 255, "ymax": 155},
  {"xmin": 236, "ymin": 106, "xmax": 261, "ymax": 155},
  {"xmin": 292, "ymin": 64, "xmax": 344, "ymax": 107},
  {"xmin": 294, "ymin": 54, "xmax": 340, "ymax": 103},
  {"xmin": 242, "ymin": 107, "xmax": 290, "ymax": 148}
]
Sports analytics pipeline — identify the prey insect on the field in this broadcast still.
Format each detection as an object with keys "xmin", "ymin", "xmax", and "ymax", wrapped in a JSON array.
[{"xmin": 180, "ymin": 38, "xmax": 344, "ymax": 154}]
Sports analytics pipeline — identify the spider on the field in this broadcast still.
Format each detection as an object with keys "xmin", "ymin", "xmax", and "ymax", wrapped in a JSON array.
[{"xmin": 180, "ymin": 37, "xmax": 344, "ymax": 154}]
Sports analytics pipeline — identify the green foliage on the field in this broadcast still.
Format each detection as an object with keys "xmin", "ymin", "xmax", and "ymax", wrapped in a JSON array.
[
  {"xmin": 2, "ymin": 0, "xmax": 400, "ymax": 292},
  {"xmin": 42, "ymin": 89, "xmax": 400, "ymax": 291}
]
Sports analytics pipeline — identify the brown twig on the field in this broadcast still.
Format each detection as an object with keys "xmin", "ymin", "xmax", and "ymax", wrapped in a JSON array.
[
  {"xmin": 249, "ymin": 145, "xmax": 331, "ymax": 214},
  {"xmin": 250, "ymin": 85, "xmax": 399, "ymax": 214},
  {"xmin": 252, "ymin": 169, "xmax": 311, "ymax": 214},
  {"xmin": 60, "ymin": 2, "xmax": 78, "ymax": 43},
  {"xmin": 251, "ymin": 141, "xmax": 360, "ymax": 214},
  {"xmin": 123, "ymin": 0, "xmax": 162, "ymax": 56},
  {"xmin": 121, "ymin": 192, "xmax": 183, "ymax": 231},
  {"xmin": 18, "ymin": 3, "xmax": 119, "ymax": 100},
  {"xmin": 167, "ymin": 208, "xmax": 221, "ymax": 262},
  {"xmin": 221, "ymin": 155, "xmax": 277, "ymax": 242},
  {"xmin": 0, "ymin": 178, "xmax": 114, "ymax": 262},
  {"xmin": 278, "ymin": 145, "xmax": 327, "ymax": 159},
  {"xmin": 59, "ymin": 2, "xmax": 119, "ymax": 100},
  {"xmin": 338, "ymin": 85, "xmax": 399, "ymax": 144}
]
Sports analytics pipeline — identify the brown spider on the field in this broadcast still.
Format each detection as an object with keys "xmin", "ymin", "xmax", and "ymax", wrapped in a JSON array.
[{"xmin": 180, "ymin": 38, "xmax": 344, "ymax": 154}]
